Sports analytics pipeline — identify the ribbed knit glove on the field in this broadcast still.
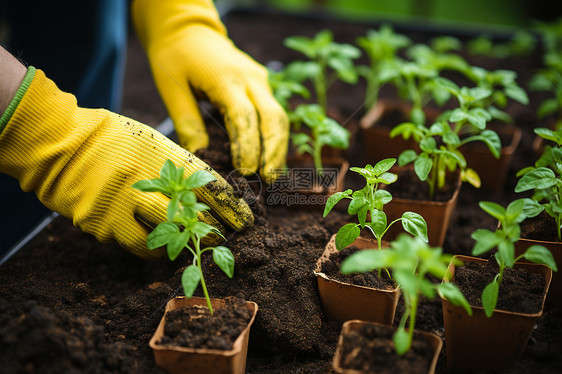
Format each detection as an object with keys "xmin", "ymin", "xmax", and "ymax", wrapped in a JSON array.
[
  {"xmin": 0, "ymin": 68, "xmax": 253, "ymax": 259},
  {"xmin": 132, "ymin": 0, "xmax": 289, "ymax": 182}
]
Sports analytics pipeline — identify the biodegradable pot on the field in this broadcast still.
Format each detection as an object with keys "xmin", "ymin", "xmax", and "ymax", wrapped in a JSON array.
[
  {"xmin": 441, "ymin": 255, "xmax": 552, "ymax": 371},
  {"xmin": 266, "ymin": 155, "xmax": 349, "ymax": 209},
  {"xmin": 149, "ymin": 297, "xmax": 258, "ymax": 374},
  {"xmin": 460, "ymin": 125, "xmax": 522, "ymax": 193},
  {"xmin": 332, "ymin": 320, "xmax": 443, "ymax": 374},
  {"xmin": 314, "ymin": 234, "xmax": 400, "ymax": 325},
  {"xmin": 383, "ymin": 171, "xmax": 461, "ymax": 247}
]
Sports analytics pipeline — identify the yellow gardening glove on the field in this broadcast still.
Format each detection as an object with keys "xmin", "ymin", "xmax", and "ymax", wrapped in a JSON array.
[
  {"xmin": 0, "ymin": 68, "xmax": 253, "ymax": 259},
  {"xmin": 132, "ymin": 0, "xmax": 289, "ymax": 183}
]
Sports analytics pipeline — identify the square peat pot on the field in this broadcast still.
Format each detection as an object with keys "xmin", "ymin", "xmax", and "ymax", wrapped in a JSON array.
[
  {"xmin": 440, "ymin": 255, "xmax": 552, "ymax": 371},
  {"xmin": 314, "ymin": 234, "xmax": 400, "ymax": 325},
  {"xmin": 332, "ymin": 320, "xmax": 442, "ymax": 374},
  {"xmin": 150, "ymin": 296, "xmax": 258, "ymax": 374}
]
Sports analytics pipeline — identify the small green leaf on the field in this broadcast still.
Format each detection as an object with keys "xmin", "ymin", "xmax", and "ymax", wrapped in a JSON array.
[
  {"xmin": 348, "ymin": 195, "xmax": 368, "ymax": 215},
  {"xmin": 411, "ymin": 107, "xmax": 426, "ymax": 126},
  {"xmin": 132, "ymin": 179, "xmax": 168, "ymax": 194},
  {"xmin": 471, "ymin": 229, "xmax": 501, "ymax": 256},
  {"xmin": 479, "ymin": 201, "xmax": 506, "ymax": 221},
  {"xmin": 190, "ymin": 221, "xmax": 215, "ymax": 238},
  {"xmin": 323, "ymin": 190, "xmax": 351, "ymax": 217},
  {"xmin": 374, "ymin": 190, "xmax": 393, "ymax": 205},
  {"xmin": 401, "ymin": 212, "xmax": 428, "ymax": 242},
  {"xmin": 213, "ymin": 246, "xmax": 235, "ymax": 278},
  {"xmin": 370, "ymin": 210, "xmax": 387, "ymax": 238},
  {"xmin": 515, "ymin": 167, "xmax": 557, "ymax": 192},
  {"xmin": 184, "ymin": 170, "xmax": 217, "ymax": 190},
  {"xmin": 340, "ymin": 249, "xmax": 388, "ymax": 274},
  {"xmin": 376, "ymin": 172, "xmax": 398, "ymax": 184},
  {"xmin": 181, "ymin": 265, "xmax": 201, "ymax": 297},
  {"xmin": 373, "ymin": 158, "xmax": 396, "ymax": 175},
  {"xmin": 414, "ymin": 156, "xmax": 433, "ymax": 181},
  {"xmin": 450, "ymin": 108, "xmax": 469, "ymax": 122},
  {"xmin": 167, "ymin": 230, "xmax": 189, "ymax": 261},
  {"xmin": 438, "ymin": 283, "xmax": 472, "ymax": 315},
  {"xmin": 522, "ymin": 198, "xmax": 544, "ymax": 218},
  {"xmin": 524, "ymin": 245, "xmax": 558, "ymax": 271},
  {"xmin": 497, "ymin": 240, "xmax": 515, "ymax": 267},
  {"xmin": 462, "ymin": 168, "xmax": 481, "ymax": 188},
  {"xmin": 482, "ymin": 280, "xmax": 499, "ymax": 318},
  {"xmin": 146, "ymin": 222, "xmax": 179, "ymax": 250},
  {"xmin": 398, "ymin": 150, "xmax": 417, "ymax": 166},
  {"xmin": 420, "ymin": 137, "xmax": 437, "ymax": 152},
  {"xmin": 167, "ymin": 194, "xmax": 180, "ymax": 222},
  {"xmin": 393, "ymin": 328, "xmax": 411, "ymax": 355},
  {"xmin": 160, "ymin": 159, "xmax": 177, "ymax": 185},
  {"xmin": 505, "ymin": 84, "xmax": 529, "ymax": 105},
  {"xmin": 335, "ymin": 223, "xmax": 360, "ymax": 250}
]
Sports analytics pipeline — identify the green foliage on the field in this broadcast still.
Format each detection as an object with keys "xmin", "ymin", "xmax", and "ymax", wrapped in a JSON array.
[
  {"xmin": 291, "ymin": 104, "xmax": 350, "ymax": 174},
  {"xmin": 323, "ymin": 158, "xmax": 428, "ymax": 255},
  {"xmin": 471, "ymin": 199, "xmax": 557, "ymax": 317},
  {"xmin": 466, "ymin": 31, "xmax": 536, "ymax": 58},
  {"xmin": 355, "ymin": 24, "xmax": 411, "ymax": 110},
  {"xmin": 341, "ymin": 234, "xmax": 471, "ymax": 355},
  {"xmin": 268, "ymin": 67, "xmax": 310, "ymax": 111},
  {"xmin": 529, "ymin": 52, "xmax": 562, "ymax": 129},
  {"xmin": 516, "ymin": 127, "xmax": 562, "ymax": 241},
  {"xmin": 284, "ymin": 29, "xmax": 361, "ymax": 111},
  {"xmin": 391, "ymin": 77, "xmax": 502, "ymax": 199},
  {"xmin": 132, "ymin": 160, "xmax": 233, "ymax": 315}
]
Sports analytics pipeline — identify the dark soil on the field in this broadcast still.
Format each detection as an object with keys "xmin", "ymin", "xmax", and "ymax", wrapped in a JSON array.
[
  {"xmin": 521, "ymin": 211, "xmax": 560, "ymax": 243},
  {"xmin": 338, "ymin": 323, "xmax": 434, "ymax": 374},
  {"xmin": 159, "ymin": 297, "xmax": 251, "ymax": 350},
  {"xmin": 1, "ymin": 8, "xmax": 562, "ymax": 374},
  {"xmin": 320, "ymin": 246, "xmax": 396, "ymax": 290},
  {"xmin": 453, "ymin": 260, "xmax": 545, "ymax": 314}
]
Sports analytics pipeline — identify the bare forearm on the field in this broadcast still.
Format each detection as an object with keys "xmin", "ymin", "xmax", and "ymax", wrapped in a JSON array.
[{"xmin": 0, "ymin": 47, "xmax": 27, "ymax": 115}]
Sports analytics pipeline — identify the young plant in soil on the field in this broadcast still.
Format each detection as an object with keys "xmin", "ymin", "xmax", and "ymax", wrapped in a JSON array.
[
  {"xmin": 340, "ymin": 234, "xmax": 472, "ymax": 354},
  {"xmin": 528, "ymin": 53, "xmax": 562, "ymax": 130},
  {"xmin": 516, "ymin": 127, "xmax": 562, "ymax": 240},
  {"xmin": 132, "ymin": 160, "xmax": 234, "ymax": 315},
  {"xmin": 392, "ymin": 78, "xmax": 502, "ymax": 198},
  {"xmin": 355, "ymin": 24, "xmax": 411, "ymax": 110},
  {"xmin": 283, "ymin": 29, "xmax": 361, "ymax": 111},
  {"xmin": 291, "ymin": 103, "xmax": 350, "ymax": 174},
  {"xmin": 471, "ymin": 199, "xmax": 558, "ymax": 317},
  {"xmin": 323, "ymin": 158, "xmax": 428, "ymax": 255}
]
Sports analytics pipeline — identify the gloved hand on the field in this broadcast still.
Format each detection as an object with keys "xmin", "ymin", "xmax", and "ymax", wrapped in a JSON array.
[
  {"xmin": 0, "ymin": 67, "xmax": 253, "ymax": 259},
  {"xmin": 132, "ymin": 0, "xmax": 289, "ymax": 183}
]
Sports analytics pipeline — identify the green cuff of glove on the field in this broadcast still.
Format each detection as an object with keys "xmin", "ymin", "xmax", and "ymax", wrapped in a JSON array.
[{"xmin": 0, "ymin": 66, "xmax": 36, "ymax": 134}]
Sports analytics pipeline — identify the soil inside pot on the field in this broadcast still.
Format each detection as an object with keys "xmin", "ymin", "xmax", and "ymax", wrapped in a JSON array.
[
  {"xmin": 158, "ymin": 297, "xmax": 251, "ymax": 350},
  {"xmin": 453, "ymin": 260, "xmax": 545, "ymax": 314},
  {"xmin": 339, "ymin": 323, "xmax": 433, "ymax": 374},
  {"xmin": 320, "ymin": 246, "xmax": 396, "ymax": 290},
  {"xmin": 520, "ymin": 211, "xmax": 560, "ymax": 243},
  {"xmin": 384, "ymin": 169, "xmax": 457, "ymax": 202}
]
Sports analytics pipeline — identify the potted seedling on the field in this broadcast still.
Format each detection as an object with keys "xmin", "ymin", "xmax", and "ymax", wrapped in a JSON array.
[
  {"xmin": 388, "ymin": 79, "xmax": 500, "ymax": 245},
  {"xmin": 268, "ymin": 103, "xmax": 350, "ymax": 209},
  {"xmin": 314, "ymin": 158, "xmax": 427, "ymax": 324},
  {"xmin": 332, "ymin": 234, "xmax": 471, "ymax": 374},
  {"xmin": 514, "ymin": 126, "xmax": 562, "ymax": 299},
  {"xmin": 441, "ymin": 199, "xmax": 556, "ymax": 371},
  {"xmin": 133, "ymin": 160, "xmax": 258, "ymax": 374},
  {"xmin": 283, "ymin": 29, "xmax": 361, "ymax": 113}
]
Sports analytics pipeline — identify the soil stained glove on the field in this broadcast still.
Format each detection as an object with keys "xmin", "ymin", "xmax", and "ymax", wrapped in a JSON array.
[
  {"xmin": 0, "ymin": 68, "xmax": 253, "ymax": 259},
  {"xmin": 132, "ymin": 0, "xmax": 289, "ymax": 183}
]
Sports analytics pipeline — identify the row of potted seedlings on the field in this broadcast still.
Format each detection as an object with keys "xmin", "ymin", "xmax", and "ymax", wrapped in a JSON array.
[{"xmin": 132, "ymin": 20, "xmax": 562, "ymax": 374}]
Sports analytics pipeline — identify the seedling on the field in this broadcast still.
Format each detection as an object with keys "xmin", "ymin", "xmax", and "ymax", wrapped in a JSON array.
[
  {"xmin": 471, "ymin": 199, "xmax": 557, "ymax": 317},
  {"xmin": 291, "ymin": 104, "xmax": 350, "ymax": 174},
  {"xmin": 516, "ymin": 127, "xmax": 562, "ymax": 241},
  {"xmin": 323, "ymin": 158, "xmax": 428, "ymax": 257},
  {"xmin": 340, "ymin": 234, "xmax": 472, "ymax": 354},
  {"xmin": 466, "ymin": 31, "xmax": 535, "ymax": 58},
  {"xmin": 268, "ymin": 66, "xmax": 310, "ymax": 112},
  {"xmin": 528, "ymin": 53, "xmax": 562, "ymax": 129},
  {"xmin": 132, "ymin": 160, "xmax": 234, "ymax": 315},
  {"xmin": 284, "ymin": 29, "xmax": 361, "ymax": 111},
  {"xmin": 355, "ymin": 24, "xmax": 411, "ymax": 110},
  {"xmin": 391, "ymin": 78, "xmax": 502, "ymax": 199}
]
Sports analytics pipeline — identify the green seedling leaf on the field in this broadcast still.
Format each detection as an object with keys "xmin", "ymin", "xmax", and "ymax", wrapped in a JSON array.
[
  {"xmin": 213, "ymin": 246, "xmax": 235, "ymax": 278},
  {"xmin": 523, "ymin": 245, "xmax": 558, "ymax": 271},
  {"xmin": 497, "ymin": 240, "xmax": 515, "ymax": 267},
  {"xmin": 393, "ymin": 328, "xmax": 411, "ymax": 356},
  {"xmin": 147, "ymin": 222, "xmax": 179, "ymax": 250},
  {"xmin": 401, "ymin": 212, "xmax": 428, "ymax": 242},
  {"xmin": 324, "ymin": 190, "xmax": 352, "ymax": 217},
  {"xmin": 335, "ymin": 223, "xmax": 360, "ymax": 250},
  {"xmin": 167, "ymin": 194, "xmax": 179, "ymax": 222},
  {"xmin": 166, "ymin": 230, "xmax": 189, "ymax": 261},
  {"xmin": 506, "ymin": 198, "xmax": 526, "ymax": 223},
  {"xmin": 438, "ymin": 283, "xmax": 473, "ymax": 315},
  {"xmin": 420, "ymin": 137, "xmax": 437, "ymax": 152},
  {"xmin": 479, "ymin": 201, "xmax": 506, "ymax": 221},
  {"xmin": 471, "ymin": 229, "xmax": 501, "ymax": 256},
  {"xmin": 183, "ymin": 170, "xmax": 217, "ymax": 190},
  {"xmin": 376, "ymin": 172, "xmax": 398, "ymax": 184},
  {"xmin": 182, "ymin": 265, "xmax": 201, "ymax": 298},
  {"xmin": 515, "ymin": 167, "xmax": 557, "ymax": 192},
  {"xmin": 369, "ymin": 210, "xmax": 387, "ymax": 238},
  {"xmin": 482, "ymin": 279, "xmax": 499, "ymax": 317},
  {"xmin": 340, "ymin": 249, "xmax": 387, "ymax": 274},
  {"xmin": 534, "ymin": 127, "xmax": 560, "ymax": 143},
  {"xmin": 462, "ymin": 168, "xmax": 481, "ymax": 188},
  {"xmin": 348, "ymin": 195, "xmax": 368, "ymax": 215},
  {"xmin": 522, "ymin": 198, "xmax": 544, "ymax": 218},
  {"xmin": 414, "ymin": 156, "xmax": 433, "ymax": 181},
  {"xmin": 190, "ymin": 221, "xmax": 216, "ymax": 238},
  {"xmin": 398, "ymin": 150, "xmax": 417, "ymax": 166},
  {"xmin": 373, "ymin": 158, "xmax": 396, "ymax": 175},
  {"xmin": 411, "ymin": 107, "xmax": 426, "ymax": 126},
  {"xmin": 374, "ymin": 190, "xmax": 393, "ymax": 205},
  {"xmin": 132, "ymin": 179, "xmax": 168, "ymax": 194},
  {"xmin": 538, "ymin": 99, "xmax": 559, "ymax": 118},
  {"xmin": 505, "ymin": 84, "xmax": 529, "ymax": 105}
]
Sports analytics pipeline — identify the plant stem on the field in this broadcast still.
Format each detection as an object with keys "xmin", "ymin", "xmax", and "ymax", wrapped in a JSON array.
[
  {"xmin": 407, "ymin": 295, "xmax": 418, "ymax": 348},
  {"xmin": 313, "ymin": 139, "xmax": 324, "ymax": 176},
  {"xmin": 316, "ymin": 60, "xmax": 328, "ymax": 112},
  {"xmin": 196, "ymin": 237, "xmax": 213, "ymax": 315}
]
